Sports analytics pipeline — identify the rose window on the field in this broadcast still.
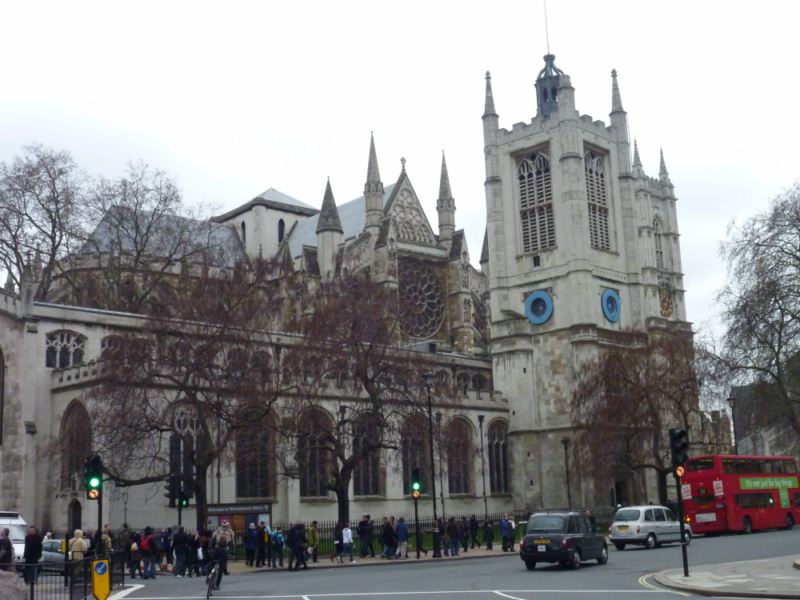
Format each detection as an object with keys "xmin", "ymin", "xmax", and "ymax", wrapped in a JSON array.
[{"xmin": 399, "ymin": 262, "xmax": 444, "ymax": 338}]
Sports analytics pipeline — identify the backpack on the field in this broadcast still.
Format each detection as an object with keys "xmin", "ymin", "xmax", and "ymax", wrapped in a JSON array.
[
  {"xmin": 273, "ymin": 531, "xmax": 284, "ymax": 546},
  {"xmin": 140, "ymin": 535, "xmax": 151, "ymax": 552}
]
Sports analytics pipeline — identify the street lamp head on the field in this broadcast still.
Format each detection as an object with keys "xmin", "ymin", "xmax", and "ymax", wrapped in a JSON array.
[
  {"xmin": 561, "ymin": 437, "xmax": 570, "ymax": 447},
  {"xmin": 423, "ymin": 371, "xmax": 435, "ymax": 388},
  {"xmin": 478, "ymin": 414, "xmax": 485, "ymax": 425}
]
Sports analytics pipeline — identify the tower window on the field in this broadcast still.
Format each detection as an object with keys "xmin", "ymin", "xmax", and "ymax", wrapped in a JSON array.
[
  {"xmin": 518, "ymin": 151, "xmax": 555, "ymax": 253},
  {"xmin": 653, "ymin": 218, "xmax": 665, "ymax": 269},
  {"xmin": 241, "ymin": 221, "xmax": 246, "ymax": 244},
  {"xmin": 585, "ymin": 150, "xmax": 611, "ymax": 251},
  {"xmin": 278, "ymin": 219, "xmax": 285, "ymax": 244}
]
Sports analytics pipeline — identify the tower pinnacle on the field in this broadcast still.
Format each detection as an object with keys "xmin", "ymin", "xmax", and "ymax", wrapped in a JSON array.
[
  {"xmin": 484, "ymin": 71, "xmax": 497, "ymax": 117},
  {"xmin": 632, "ymin": 139, "xmax": 644, "ymax": 178},
  {"xmin": 611, "ymin": 69, "xmax": 624, "ymax": 113},
  {"xmin": 659, "ymin": 148, "xmax": 671, "ymax": 183},
  {"xmin": 437, "ymin": 151, "xmax": 455, "ymax": 244},
  {"xmin": 364, "ymin": 133, "xmax": 384, "ymax": 234},
  {"xmin": 316, "ymin": 178, "xmax": 343, "ymax": 234}
]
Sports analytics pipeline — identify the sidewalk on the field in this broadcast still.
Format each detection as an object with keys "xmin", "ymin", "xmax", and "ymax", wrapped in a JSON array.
[
  {"xmin": 228, "ymin": 546, "xmax": 518, "ymax": 574},
  {"xmin": 653, "ymin": 555, "xmax": 800, "ymax": 598}
]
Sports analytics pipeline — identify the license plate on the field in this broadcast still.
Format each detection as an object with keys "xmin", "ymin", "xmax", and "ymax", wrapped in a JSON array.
[
  {"xmin": 537, "ymin": 545, "xmax": 546, "ymax": 552},
  {"xmin": 533, "ymin": 538, "xmax": 550, "ymax": 545},
  {"xmin": 696, "ymin": 512, "xmax": 717, "ymax": 523},
  {"xmin": 617, "ymin": 525, "xmax": 629, "ymax": 531}
]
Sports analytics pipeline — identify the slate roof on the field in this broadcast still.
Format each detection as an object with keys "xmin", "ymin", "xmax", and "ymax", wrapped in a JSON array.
[
  {"xmin": 287, "ymin": 184, "xmax": 396, "ymax": 259},
  {"xmin": 214, "ymin": 188, "xmax": 318, "ymax": 221},
  {"xmin": 480, "ymin": 228, "xmax": 489, "ymax": 263},
  {"xmin": 316, "ymin": 180, "xmax": 343, "ymax": 234}
]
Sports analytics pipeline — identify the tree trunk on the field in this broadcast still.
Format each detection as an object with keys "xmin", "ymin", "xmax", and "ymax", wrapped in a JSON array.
[
  {"xmin": 195, "ymin": 465, "xmax": 209, "ymax": 531},
  {"xmin": 657, "ymin": 469, "xmax": 669, "ymax": 505},
  {"xmin": 334, "ymin": 471, "xmax": 353, "ymax": 526}
]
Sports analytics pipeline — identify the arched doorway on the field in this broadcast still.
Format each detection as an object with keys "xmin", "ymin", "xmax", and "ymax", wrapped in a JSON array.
[{"xmin": 68, "ymin": 499, "xmax": 82, "ymax": 533}]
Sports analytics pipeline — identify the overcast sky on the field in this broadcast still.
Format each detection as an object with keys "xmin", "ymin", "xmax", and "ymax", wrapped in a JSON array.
[{"xmin": 2, "ymin": 0, "xmax": 798, "ymax": 334}]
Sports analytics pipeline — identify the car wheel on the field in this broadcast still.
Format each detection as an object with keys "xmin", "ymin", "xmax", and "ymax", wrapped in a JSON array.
[
  {"xmin": 743, "ymin": 516, "xmax": 753, "ymax": 534},
  {"xmin": 613, "ymin": 542, "xmax": 625, "ymax": 551},
  {"xmin": 785, "ymin": 514, "xmax": 795, "ymax": 530},
  {"xmin": 597, "ymin": 545, "xmax": 608, "ymax": 565},
  {"xmin": 682, "ymin": 530, "xmax": 692, "ymax": 546},
  {"xmin": 645, "ymin": 534, "xmax": 656, "ymax": 550},
  {"xmin": 570, "ymin": 549, "xmax": 581, "ymax": 569},
  {"xmin": 525, "ymin": 560, "xmax": 536, "ymax": 570}
]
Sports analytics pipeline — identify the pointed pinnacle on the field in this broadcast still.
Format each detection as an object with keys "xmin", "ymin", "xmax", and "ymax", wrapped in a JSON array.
[
  {"xmin": 484, "ymin": 71, "xmax": 497, "ymax": 116},
  {"xmin": 659, "ymin": 148, "xmax": 671, "ymax": 182},
  {"xmin": 438, "ymin": 151, "xmax": 453, "ymax": 200},
  {"xmin": 611, "ymin": 69, "xmax": 624, "ymax": 113},
  {"xmin": 316, "ymin": 179, "xmax": 343, "ymax": 234},
  {"xmin": 633, "ymin": 139, "xmax": 642, "ymax": 167},
  {"xmin": 366, "ymin": 132, "xmax": 381, "ymax": 184}
]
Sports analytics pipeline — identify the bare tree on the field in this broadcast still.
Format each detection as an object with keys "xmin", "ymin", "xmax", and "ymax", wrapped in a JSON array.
[
  {"xmin": 719, "ymin": 181, "xmax": 800, "ymax": 438},
  {"xmin": 571, "ymin": 332, "xmax": 703, "ymax": 504},
  {"xmin": 0, "ymin": 144, "xmax": 87, "ymax": 298},
  {"xmin": 91, "ymin": 259, "xmax": 292, "ymax": 529},
  {"xmin": 280, "ymin": 273, "xmax": 435, "ymax": 524}
]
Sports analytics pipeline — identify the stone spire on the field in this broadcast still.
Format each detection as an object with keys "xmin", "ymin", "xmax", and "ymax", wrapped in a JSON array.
[
  {"xmin": 316, "ymin": 178, "xmax": 343, "ymax": 234},
  {"xmin": 484, "ymin": 71, "xmax": 497, "ymax": 117},
  {"xmin": 632, "ymin": 139, "xmax": 644, "ymax": 178},
  {"xmin": 437, "ymin": 151, "xmax": 455, "ymax": 244},
  {"xmin": 659, "ymin": 148, "xmax": 671, "ymax": 184},
  {"xmin": 611, "ymin": 69, "xmax": 624, "ymax": 113},
  {"xmin": 364, "ymin": 133, "xmax": 384, "ymax": 235},
  {"xmin": 4, "ymin": 270, "xmax": 14, "ymax": 293}
]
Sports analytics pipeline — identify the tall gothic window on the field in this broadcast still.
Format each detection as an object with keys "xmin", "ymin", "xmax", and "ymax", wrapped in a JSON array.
[
  {"xmin": 446, "ymin": 418, "xmax": 473, "ymax": 495},
  {"xmin": 0, "ymin": 348, "xmax": 4, "ymax": 445},
  {"xmin": 488, "ymin": 420, "xmax": 509, "ymax": 494},
  {"xmin": 401, "ymin": 415, "xmax": 431, "ymax": 495},
  {"xmin": 45, "ymin": 330, "xmax": 86, "ymax": 368},
  {"xmin": 278, "ymin": 219, "xmax": 285, "ymax": 243},
  {"xmin": 518, "ymin": 151, "xmax": 555, "ymax": 253},
  {"xmin": 297, "ymin": 409, "xmax": 332, "ymax": 497},
  {"xmin": 235, "ymin": 414, "xmax": 274, "ymax": 498},
  {"xmin": 352, "ymin": 414, "xmax": 382, "ymax": 496},
  {"xmin": 653, "ymin": 218, "xmax": 665, "ymax": 269},
  {"xmin": 60, "ymin": 401, "xmax": 91, "ymax": 490},
  {"xmin": 241, "ymin": 221, "xmax": 246, "ymax": 244},
  {"xmin": 585, "ymin": 150, "xmax": 611, "ymax": 251}
]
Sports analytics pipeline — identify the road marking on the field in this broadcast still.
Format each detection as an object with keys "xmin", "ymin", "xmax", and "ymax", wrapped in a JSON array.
[
  {"xmin": 109, "ymin": 584, "xmax": 145, "ymax": 600},
  {"xmin": 639, "ymin": 574, "xmax": 689, "ymax": 597},
  {"xmin": 494, "ymin": 592, "xmax": 526, "ymax": 600},
  {"xmin": 124, "ymin": 590, "xmax": 667, "ymax": 599}
]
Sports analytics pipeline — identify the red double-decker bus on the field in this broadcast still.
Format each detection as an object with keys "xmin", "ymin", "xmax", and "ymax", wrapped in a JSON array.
[{"xmin": 681, "ymin": 454, "xmax": 800, "ymax": 534}]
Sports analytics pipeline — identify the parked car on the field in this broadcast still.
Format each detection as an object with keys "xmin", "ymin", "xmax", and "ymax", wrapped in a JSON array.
[
  {"xmin": 40, "ymin": 539, "xmax": 66, "ymax": 571},
  {"xmin": 0, "ymin": 511, "xmax": 28, "ymax": 565},
  {"xmin": 519, "ymin": 511, "xmax": 608, "ymax": 570},
  {"xmin": 609, "ymin": 505, "xmax": 692, "ymax": 550}
]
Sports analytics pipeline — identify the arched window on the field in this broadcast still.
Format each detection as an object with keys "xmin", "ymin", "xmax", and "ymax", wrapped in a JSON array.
[
  {"xmin": 45, "ymin": 330, "xmax": 86, "ymax": 368},
  {"xmin": 241, "ymin": 221, "xmax": 246, "ymax": 244},
  {"xmin": 585, "ymin": 150, "xmax": 611, "ymax": 251},
  {"xmin": 278, "ymin": 219, "xmax": 285, "ymax": 244},
  {"xmin": 297, "ymin": 409, "xmax": 333, "ymax": 497},
  {"xmin": 352, "ymin": 414, "xmax": 382, "ymax": 496},
  {"xmin": 518, "ymin": 151, "xmax": 555, "ymax": 253},
  {"xmin": 456, "ymin": 373, "xmax": 470, "ymax": 395},
  {"xmin": 653, "ymin": 218, "xmax": 664, "ymax": 269},
  {"xmin": 488, "ymin": 420, "xmax": 509, "ymax": 494},
  {"xmin": 401, "ymin": 415, "xmax": 431, "ymax": 495},
  {"xmin": 0, "ymin": 348, "xmax": 5, "ymax": 445},
  {"xmin": 235, "ymin": 411, "xmax": 274, "ymax": 499},
  {"xmin": 60, "ymin": 401, "xmax": 91, "ymax": 489},
  {"xmin": 447, "ymin": 418, "xmax": 473, "ymax": 495}
]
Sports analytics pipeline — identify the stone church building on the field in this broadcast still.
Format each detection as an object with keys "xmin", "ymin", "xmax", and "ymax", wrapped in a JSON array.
[{"xmin": 0, "ymin": 54, "xmax": 697, "ymax": 532}]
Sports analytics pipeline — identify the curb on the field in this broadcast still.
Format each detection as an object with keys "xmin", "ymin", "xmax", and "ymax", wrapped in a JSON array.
[
  {"xmin": 230, "ymin": 550, "xmax": 519, "ymax": 575},
  {"xmin": 652, "ymin": 570, "xmax": 800, "ymax": 599}
]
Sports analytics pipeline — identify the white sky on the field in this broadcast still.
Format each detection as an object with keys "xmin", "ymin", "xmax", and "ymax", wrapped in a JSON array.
[{"xmin": 2, "ymin": 0, "xmax": 798, "ymax": 334}]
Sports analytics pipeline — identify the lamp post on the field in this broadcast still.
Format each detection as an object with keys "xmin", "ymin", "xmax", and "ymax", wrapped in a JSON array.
[
  {"xmin": 561, "ymin": 437, "xmax": 572, "ymax": 509},
  {"xmin": 478, "ymin": 414, "xmax": 488, "ymax": 516},
  {"xmin": 423, "ymin": 372, "xmax": 441, "ymax": 558},
  {"xmin": 727, "ymin": 396, "xmax": 738, "ymax": 455},
  {"xmin": 436, "ymin": 411, "xmax": 445, "ymax": 520}
]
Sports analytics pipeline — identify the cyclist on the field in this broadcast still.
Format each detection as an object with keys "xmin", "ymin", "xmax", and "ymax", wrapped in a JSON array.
[{"xmin": 209, "ymin": 532, "xmax": 230, "ymax": 590}]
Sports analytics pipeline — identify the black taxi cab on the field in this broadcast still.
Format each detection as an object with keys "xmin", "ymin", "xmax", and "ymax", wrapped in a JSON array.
[{"xmin": 519, "ymin": 511, "xmax": 608, "ymax": 570}]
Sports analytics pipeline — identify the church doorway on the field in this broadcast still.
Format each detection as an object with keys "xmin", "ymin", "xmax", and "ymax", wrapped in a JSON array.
[{"xmin": 68, "ymin": 499, "xmax": 81, "ymax": 533}]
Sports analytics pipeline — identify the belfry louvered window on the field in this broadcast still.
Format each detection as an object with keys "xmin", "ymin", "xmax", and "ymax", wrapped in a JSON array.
[
  {"xmin": 653, "ymin": 218, "xmax": 664, "ymax": 269},
  {"xmin": 518, "ymin": 151, "xmax": 555, "ymax": 253},
  {"xmin": 585, "ymin": 150, "xmax": 611, "ymax": 250}
]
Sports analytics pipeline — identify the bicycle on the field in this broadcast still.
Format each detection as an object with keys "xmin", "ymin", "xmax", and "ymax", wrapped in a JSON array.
[{"xmin": 205, "ymin": 561, "xmax": 219, "ymax": 599}]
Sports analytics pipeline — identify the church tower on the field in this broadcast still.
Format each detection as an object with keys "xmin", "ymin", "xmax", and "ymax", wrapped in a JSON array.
[{"xmin": 482, "ymin": 56, "xmax": 688, "ymax": 508}]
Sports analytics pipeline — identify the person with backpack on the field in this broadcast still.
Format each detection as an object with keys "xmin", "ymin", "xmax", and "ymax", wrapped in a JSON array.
[
  {"xmin": 269, "ymin": 527, "xmax": 284, "ymax": 568},
  {"xmin": 129, "ymin": 532, "xmax": 143, "ymax": 579},
  {"xmin": 140, "ymin": 527, "xmax": 157, "ymax": 579}
]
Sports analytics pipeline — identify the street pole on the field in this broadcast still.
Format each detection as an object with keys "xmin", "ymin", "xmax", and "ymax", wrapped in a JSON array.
[
  {"xmin": 423, "ymin": 372, "xmax": 441, "ymax": 558},
  {"xmin": 414, "ymin": 495, "xmax": 420, "ymax": 560},
  {"xmin": 436, "ymin": 411, "xmax": 445, "ymax": 521},
  {"xmin": 561, "ymin": 437, "xmax": 572, "ymax": 508},
  {"xmin": 478, "ymin": 415, "xmax": 488, "ymax": 516},
  {"xmin": 673, "ymin": 470, "xmax": 690, "ymax": 577},
  {"xmin": 727, "ymin": 396, "xmax": 738, "ymax": 455},
  {"xmin": 178, "ymin": 501, "xmax": 183, "ymax": 527}
]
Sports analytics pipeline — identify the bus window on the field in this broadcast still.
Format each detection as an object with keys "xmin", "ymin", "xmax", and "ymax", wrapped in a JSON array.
[
  {"xmin": 786, "ymin": 460, "xmax": 798, "ymax": 474},
  {"xmin": 736, "ymin": 492, "xmax": 774, "ymax": 509},
  {"xmin": 687, "ymin": 458, "xmax": 714, "ymax": 472},
  {"xmin": 794, "ymin": 492, "xmax": 800, "ymax": 508}
]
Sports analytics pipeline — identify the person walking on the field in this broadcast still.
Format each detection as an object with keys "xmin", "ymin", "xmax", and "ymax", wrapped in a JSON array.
[
  {"xmin": 186, "ymin": 531, "xmax": 199, "ymax": 577},
  {"xmin": 307, "ymin": 521, "xmax": 319, "ymax": 563},
  {"xmin": 332, "ymin": 523, "xmax": 344, "ymax": 563},
  {"xmin": 500, "ymin": 514, "xmax": 513, "ymax": 552},
  {"xmin": 342, "ymin": 523, "xmax": 355, "ymax": 563},
  {"xmin": 160, "ymin": 527, "xmax": 172, "ymax": 571},
  {"xmin": 244, "ymin": 523, "xmax": 257, "ymax": 567},
  {"xmin": 120, "ymin": 524, "xmax": 131, "ymax": 566},
  {"xmin": 172, "ymin": 526, "xmax": 188, "ymax": 577},
  {"xmin": 381, "ymin": 517, "xmax": 395, "ymax": 559},
  {"xmin": 469, "ymin": 515, "xmax": 480, "ymax": 549},
  {"xmin": 439, "ymin": 518, "xmax": 449, "ymax": 556},
  {"xmin": 255, "ymin": 522, "xmax": 267, "ymax": 567},
  {"xmin": 0, "ymin": 528, "xmax": 14, "ymax": 571},
  {"xmin": 446, "ymin": 518, "xmax": 459, "ymax": 557},
  {"xmin": 129, "ymin": 532, "xmax": 143, "ymax": 579},
  {"xmin": 140, "ymin": 527, "xmax": 157, "ymax": 579},
  {"xmin": 99, "ymin": 526, "xmax": 113, "ymax": 555},
  {"xmin": 269, "ymin": 527, "xmax": 284, "ymax": 568},
  {"xmin": 484, "ymin": 518, "xmax": 494, "ymax": 550},
  {"xmin": 460, "ymin": 517, "xmax": 469, "ymax": 553},
  {"xmin": 23, "ymin": 525, "xmax": 42, "ymax": 584},
  {"xmin": 394, "ymin": 517, "xmax": 408, "ymax": 559},
  {"xmin": 357, "ymin": 515, "xmax": 373, "ymax": 558},
  {"xmin": 198, "ymin": 530, "xmax": 212, "ymax": 576}
]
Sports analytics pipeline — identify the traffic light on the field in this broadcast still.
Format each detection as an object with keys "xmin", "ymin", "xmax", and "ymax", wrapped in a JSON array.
[
  {"xmin": 85, "ymin": 455, "xmax": 103, "ymax": 501},
  {"xmin": 411, "ymin": 468, "xmax": 422, "ymax": 499},
  {"xmin": 669, "ymin": 428, "xmax": 689, "ymax": 468},
  {"xmin": 165, "ymin": 475, "xmax": 178, "ymax": 508},
  {"xmin": 178, "ymin": 489, "xmax": 189, "ymax": 508}
]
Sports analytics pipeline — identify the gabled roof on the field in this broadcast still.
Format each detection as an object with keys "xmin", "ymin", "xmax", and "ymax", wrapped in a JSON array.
[
  {"xmin": 287, "ymin": 184, "xmax": 396, "ymax": 259},
  {"xmin": 214, "ymin": 188, "xmax": 318, "ymax": 222}
]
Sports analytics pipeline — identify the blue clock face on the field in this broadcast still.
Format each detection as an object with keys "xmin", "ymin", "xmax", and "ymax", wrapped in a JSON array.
[
  {"xmin": 525, "ymin": 290, "xmax": 553, "ymax": 325},
  {"xmin": 601, "ymin": 288, "xmax": 621, "ymax": 322}
]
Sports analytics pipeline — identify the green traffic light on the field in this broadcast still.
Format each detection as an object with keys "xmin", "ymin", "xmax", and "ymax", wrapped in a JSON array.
[
  {"xmin": 88, "ymin": 476, "xmax": 101, "ymax": 489},
  {"xmin": 412, "ymin": 481, "xmax": 421, "ymax": 491}
]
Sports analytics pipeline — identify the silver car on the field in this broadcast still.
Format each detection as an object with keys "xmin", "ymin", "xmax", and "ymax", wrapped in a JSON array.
[{"xmin": 609, "ymin": 505, "xmax": 692, "ymax": 550}]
